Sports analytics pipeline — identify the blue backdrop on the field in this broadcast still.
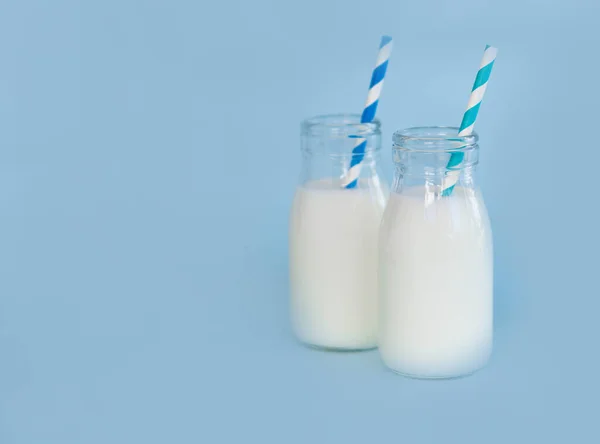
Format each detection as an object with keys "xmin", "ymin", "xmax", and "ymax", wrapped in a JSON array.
[{"xmin": 1, "ymin": 0, "xmax": 598, "ymax": 442}]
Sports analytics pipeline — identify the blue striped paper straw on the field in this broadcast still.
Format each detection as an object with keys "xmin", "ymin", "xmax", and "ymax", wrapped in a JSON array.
[
  {"xmin": 341, "ymin": 35, "xmax": 393, "ymax": 189},
  {"xmin": 442, "ymin": 45, "xmax": 498, "ymax": 196}
]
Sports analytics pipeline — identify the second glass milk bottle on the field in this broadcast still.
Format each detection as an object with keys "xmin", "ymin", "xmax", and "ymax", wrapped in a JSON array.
[
  {"xmin": 289, "ymin": 114, "xmax": 388, "ymax": 351},
  {"xmin": 379, "ymin": 127, "xmax": 493, "ymax": 378}
]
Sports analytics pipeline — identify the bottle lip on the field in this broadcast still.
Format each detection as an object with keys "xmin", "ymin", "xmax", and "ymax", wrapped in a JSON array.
[
  {"xmin": 393, "ymin": 126, "xmax": 478, "ymax": 152},
  {"xmin": 301, "ymin": 114, "xmax": 381, "ymax": 138}
]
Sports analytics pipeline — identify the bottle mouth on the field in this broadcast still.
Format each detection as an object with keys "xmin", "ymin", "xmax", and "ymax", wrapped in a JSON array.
[
  {"xmin": 302, "ymin": 114, "xmax": 381, "ymax": 139},
  {"xmin": 393, "ymin": 126, "xmax": 478, "ymax": 152}
]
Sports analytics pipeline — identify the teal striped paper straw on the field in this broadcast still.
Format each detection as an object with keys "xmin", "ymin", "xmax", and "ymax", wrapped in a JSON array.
[
  {"xmin": 341, "ymin": 35, "xmax": 393, "ymax": 189},
  {"xmin": 442, "ymin": 45, "xmax": 498, "ymax": 196}
]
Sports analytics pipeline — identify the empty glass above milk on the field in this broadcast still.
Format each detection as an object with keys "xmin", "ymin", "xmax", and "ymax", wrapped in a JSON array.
[{"xmin": 289, "ymin": 114, "xmax": 388, "ymax": 350}]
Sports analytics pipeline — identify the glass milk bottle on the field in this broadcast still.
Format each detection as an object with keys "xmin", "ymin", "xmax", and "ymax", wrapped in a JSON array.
[
  {"xmin": 379, "ymin": 127, "xmax": 493, "ymax": 378},
  {"xmin": 289, "ymin": 114, "xmax": 388, "ymax": 351}
]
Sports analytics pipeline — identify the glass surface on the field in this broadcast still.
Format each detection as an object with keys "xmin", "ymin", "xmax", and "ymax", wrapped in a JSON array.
[
  {"xmin": 290, "ymin": 114, "xmax": 388, "ymax": 351},
  {"xmin": 379, "ymin": 126, "xmax": 493, "ymax": 378}
]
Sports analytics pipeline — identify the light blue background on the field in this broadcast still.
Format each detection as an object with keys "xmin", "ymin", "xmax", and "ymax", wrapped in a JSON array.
[{"xmin": 1, "ymin": 0, "xmax": 599, "ymax": 442}]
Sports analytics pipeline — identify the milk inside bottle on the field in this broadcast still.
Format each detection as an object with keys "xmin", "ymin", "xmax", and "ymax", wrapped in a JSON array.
[
  {"xmin": 379, "ymin": 127, "xmax": 493, "ymax": 378},
  {"xmin": 290, "ymin": 114, "xmax": 388, "ymax": 350}
]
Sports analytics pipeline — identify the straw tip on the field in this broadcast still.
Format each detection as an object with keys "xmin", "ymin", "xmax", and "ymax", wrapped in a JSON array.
[{"xmin": 380, "ymin": 35, "xmax": 393, "ymax": 47}]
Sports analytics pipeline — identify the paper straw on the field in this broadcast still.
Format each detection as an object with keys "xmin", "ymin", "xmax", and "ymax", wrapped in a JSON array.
[
  {"xmin": 442, "ymin": 45, "xmax": 498, "ymax": 196},
  {"xmin": 341, "ymin": 36, "xmax": 393, "ymax": 189}
]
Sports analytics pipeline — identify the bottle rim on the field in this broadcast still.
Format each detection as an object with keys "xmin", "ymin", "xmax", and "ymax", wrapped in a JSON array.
[
  {"xmin": 301, "ymin": 114, "xmax": 381, "ymax": 139},
  {"xmin": 393, "ymin": 126, "xmax": 478, "ymax": 153}
]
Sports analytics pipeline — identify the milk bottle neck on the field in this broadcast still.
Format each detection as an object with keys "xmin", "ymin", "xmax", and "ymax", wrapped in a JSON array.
[
  {"xmin": 300, "ymin": 114, "xmax": 384, "ymax": 185},
  {"xmin": 392, "ymin": 126, "xmax": 480, "ymax": 191}
]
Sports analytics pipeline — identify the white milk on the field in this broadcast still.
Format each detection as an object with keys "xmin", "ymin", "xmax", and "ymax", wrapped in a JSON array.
[
  {"xmin": 379, "ymin": 186, "xmax": 493, "ymax": 378},
  {"xmin": 289, "ymin": 179, "xmax": 387, "ymax": 350}
]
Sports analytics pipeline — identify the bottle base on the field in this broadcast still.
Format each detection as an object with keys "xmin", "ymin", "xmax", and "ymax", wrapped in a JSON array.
[
  {"xmin": 299, "ymin": 340, "xmax": 377, "ymax": 353},
  {"xmin": 384, "ymin": 360, "xmax": 489, "ymax": 380}
]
